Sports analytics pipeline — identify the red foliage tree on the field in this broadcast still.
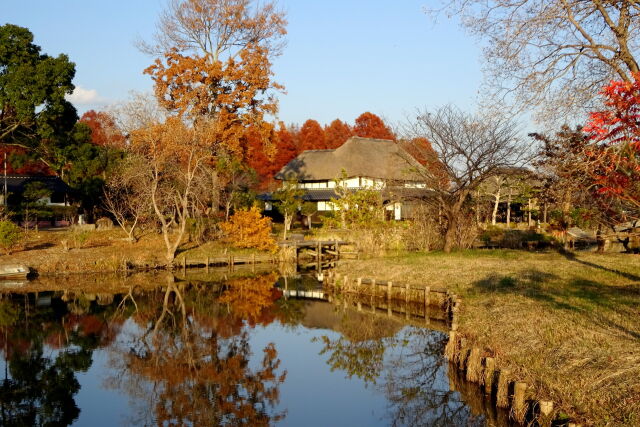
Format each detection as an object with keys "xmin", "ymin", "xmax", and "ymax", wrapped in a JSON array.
[
  {"xmin": 324, "ymin": 119, "xmax": 353, "ymax": 149},
  {"xmin": 583, "ymin": 72, "xmax": 640, "ymax": 214},
  {"xmin": 79, "ymin": 110, "xmax": 125, "ymax": 147},
  {"xmin": 400, "ymin": 137, "xmax": 449, "ymax": 188},
  {"xmin": 0, "ymin": 146, "xmax": 53, "ymax": 175},
  {"xmin": 298, "ymin": 119, "xmax": 326, "ymax": 151},
  {"xmin": 245, "ymin": 122, "xmax": 298, "ymax": 189},
  {"xmin": 352, "ymin": 112, "xmax": 395, "ymax": 140}
]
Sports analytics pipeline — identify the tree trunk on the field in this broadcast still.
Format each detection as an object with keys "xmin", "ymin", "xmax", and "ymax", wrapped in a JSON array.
[
  {"xmin": 443, "ymin": 215, "xmax": 458, "ymax": 253},
  {"xmin": 491, "ymin": 187, "xmax": 501, "ymax": 225},
  {"xmin": 506, "ymin": 190, "xmax": 512, "ymax": 226}
]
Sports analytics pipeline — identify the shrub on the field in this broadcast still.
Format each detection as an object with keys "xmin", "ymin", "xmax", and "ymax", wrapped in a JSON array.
[
  {"xmin": 220, "ymin": 207, "xmax": 276, "ymax": 251},
  {"xmin": 0, "ymin": 220, "xmax": 22, "ymax": 254}
]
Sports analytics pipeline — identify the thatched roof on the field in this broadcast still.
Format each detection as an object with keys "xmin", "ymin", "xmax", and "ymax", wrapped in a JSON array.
[{"xmin": 275, "ymin": 137, "xmax": 427, "ymax": 181}]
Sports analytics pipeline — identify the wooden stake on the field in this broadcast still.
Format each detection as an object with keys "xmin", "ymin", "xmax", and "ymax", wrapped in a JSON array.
[
  {"xmin": 405, "ymin": 282, "xmax": 410, "ymax": 303},
  {"xmin": 424, "ymin": 286, "xmax": 431, "ymax": 307},
  {"xmin": 444, "ymin": 331, "xmax": 457, "ymax": 360},
  {"xmin": 466, "ymin": 347, "xmax": 482, "ymax": 383},
  {"xmin": 513, "ymin": 381, "xmax": 528, "ymax": 423},
  {"xmin": 357, "ymin": 277, "xmax": 362, "ymax": 294},
  {"xmin": 496, "ymin": 369, "xmax": 511, "ymax": 408},
  {"xmin": 483, "ymin": 357, "xmax": 496, "ymax": 395},
  {"xmin": 387, "ymin": 281, "xmax": 392, "ymax": 301}
]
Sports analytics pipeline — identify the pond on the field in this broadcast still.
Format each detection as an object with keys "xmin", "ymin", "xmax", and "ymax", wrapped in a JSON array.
[{"xmin": 0, "ymin": 270, "xmax": 506, "ymax": 426}]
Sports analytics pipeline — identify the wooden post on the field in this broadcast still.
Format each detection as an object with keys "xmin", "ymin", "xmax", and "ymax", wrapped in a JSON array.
[
  {"xmin": 513, "ymin": 382, "xmax": 528, "ymax": 423},
  {"xmin": 484, "ymin": 357, "xmax": 496, "ymax": 395},
  {"xmin": 405, "ymin": 283, "xmax": 410, "ymax": 304},
  {"xmin": 357, "ymin": 277, "xmax": 362, "ymax": 294},
  {"xmin": 539, "ymin": 400, "xmax": 554, "ymax": 419},
  {"xmin": 387, "ymin": 281, "xmax": 392, "ymax": 302},
  {"xmin": 496, "ymin": 369, "xmax": 511, "ymax": 408},
  {"xmin": 424, "ymin": 286, "xmax": 431, "ymax": 307},
  {"xmin": 466, "ymin": 347, "xmax": 481, "ymax": 383},
  {"xmin": 444, "ymin": 331, "xmax": 457, "ymax": 360},
  {"xmin": 316, "ymin": 241, "xmax": 321, "ymax": 271}
]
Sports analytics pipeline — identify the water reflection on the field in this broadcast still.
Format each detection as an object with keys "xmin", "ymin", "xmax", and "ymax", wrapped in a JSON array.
[{"xmin": 0, "ymin": 271, "xmax": 501, "ymax": 426}]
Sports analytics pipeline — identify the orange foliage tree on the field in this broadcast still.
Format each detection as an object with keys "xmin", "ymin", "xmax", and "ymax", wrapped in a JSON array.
[
  {"xmin": 324, "ymin": 119, "xmax": 353, "ymax": 149},
  {"xmin": 298, "ymin": 119, "xmax": 326, "ymax": 151},
  {"xmin": 79, "ymin": 110, "xmax": 125, "ymax": 148},
  {"xmin": 353, "ymin": 112, "xmax": 395, "ymax": 140},
  {"xmin": 143, "ymin": 0, "xmax": 287, "ymax": 152},
  {"xmin": 220, "ymin": 206, "xmax": 276, "ymax": 250}
]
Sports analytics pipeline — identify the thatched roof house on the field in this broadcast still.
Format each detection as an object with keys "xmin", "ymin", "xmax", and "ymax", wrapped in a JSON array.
[
  {"xmin": 263, "ymin": 137, "xmax": 431, "ymax": 219},
  {"xmin": 275, "ymin": 137, "xmax": 427, "ymax": 182}
]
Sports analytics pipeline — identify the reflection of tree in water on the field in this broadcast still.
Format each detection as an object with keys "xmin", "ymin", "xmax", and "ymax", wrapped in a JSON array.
[
  {"xmin": 316, "ymin": 310, "xmax": 400, "ymax": 384},
  {"xmin": 109, "ymin": 275, "xmax": 287, "ymax": 426},
  {"xmin": 0, "ymin": 294, "xmax": 118, "ymax": 426},
  {"xmin": 317, "ymin": 309, "xmax": 484, "ymax": 426}
]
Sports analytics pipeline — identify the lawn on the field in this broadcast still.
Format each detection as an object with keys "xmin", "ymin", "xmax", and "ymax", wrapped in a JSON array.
[{"xmin": 336, "ymin": 249, "xmax": 640, "ymax": 425}]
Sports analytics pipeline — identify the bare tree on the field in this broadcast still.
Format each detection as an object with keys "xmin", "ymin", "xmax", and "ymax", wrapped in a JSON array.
[
  {"xmin": 103, "ymin": 156, "xmax": 151, "ymax": 243},
  {"xmin": 434, "ymin": 0, "xmax": 640, "ymax": 122},
  {"xmin": 403, "ymin": 105, "xmax": 530, "ymax": 252}
]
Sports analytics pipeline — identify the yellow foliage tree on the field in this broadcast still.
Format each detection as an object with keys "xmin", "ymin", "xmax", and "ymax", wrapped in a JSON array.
[{"xmin": 220, "ymin": 206, "xmax": 276, "ymax": 251}]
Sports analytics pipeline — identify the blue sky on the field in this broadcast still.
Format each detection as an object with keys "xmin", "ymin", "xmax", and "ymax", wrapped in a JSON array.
[{"xmin": 3, "ymin": 0, "xmax": 483, "ymax": 127}]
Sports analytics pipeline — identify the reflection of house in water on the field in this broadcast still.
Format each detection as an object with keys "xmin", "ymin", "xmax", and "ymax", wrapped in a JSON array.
[
  {"xmin": 261, "ymin": 137, "xmax": 431, "ymax": 220},
  {"xmin": 299, "ymin": 301, "xmax": 403, "ymax": 339}
]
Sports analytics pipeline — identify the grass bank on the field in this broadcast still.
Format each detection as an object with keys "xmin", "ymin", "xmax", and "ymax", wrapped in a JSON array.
[
  {"xmin": 0, "ymin": 228, "xmax": 269, "ymax": 274},
  {"xmin": 335, "ymin": 249, "xmax": 640, "ymax": 425}
]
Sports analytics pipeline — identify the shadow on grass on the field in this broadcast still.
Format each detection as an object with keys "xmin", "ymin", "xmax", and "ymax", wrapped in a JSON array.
[
  {"xmin": 472, "ymin": 269, "xmax": 640, "ymax": 340},
  {"xmin": 24, "ymin": 242, "xmax": 56, "ymax": 251},
  {"xmin": 559, "ymin": 249, "xmax": 640, "ymax": 282}
]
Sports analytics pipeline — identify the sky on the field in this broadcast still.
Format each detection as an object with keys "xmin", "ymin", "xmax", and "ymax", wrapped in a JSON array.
[{"xmin": 3, "ymin": 0, "xmax": 484, "ymax": 127}]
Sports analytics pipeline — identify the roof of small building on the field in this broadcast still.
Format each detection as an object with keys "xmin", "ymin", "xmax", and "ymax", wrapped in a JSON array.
[
  {"xmin": 2, "ymin": 175, "xmax": 70, "ymax": 194},
  {"xmin": 275, "ymin": 137, "xmax": 427, "ymax": 181}
]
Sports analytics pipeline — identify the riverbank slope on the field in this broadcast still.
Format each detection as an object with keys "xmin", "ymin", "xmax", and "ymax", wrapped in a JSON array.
[{"xmin": 336, "ymin": 250, "xmax": 640, "ymax": 425}]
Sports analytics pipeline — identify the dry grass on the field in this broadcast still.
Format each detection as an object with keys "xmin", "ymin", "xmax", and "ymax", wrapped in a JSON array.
[
  {"xmin": 336, "ymin": 249, "xmax": 640, "ymax": 426},
  {"xmin": 0, "ymin": 228, "xmax": 268, "ymax": 274}
]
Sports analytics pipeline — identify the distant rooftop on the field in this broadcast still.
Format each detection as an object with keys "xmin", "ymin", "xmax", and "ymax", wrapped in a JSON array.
[{"xmin": 275, "ymin": 137, "xmax": 426, "ymax": 181}]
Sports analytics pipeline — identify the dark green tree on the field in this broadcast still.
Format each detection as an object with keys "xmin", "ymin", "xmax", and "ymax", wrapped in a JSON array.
[{"xmin": 0, "ymin": 24, "xmax": 77, "ymax": 166}]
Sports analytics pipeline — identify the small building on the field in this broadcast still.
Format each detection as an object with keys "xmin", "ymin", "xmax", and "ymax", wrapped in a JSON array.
[
  {"xmin": 1, "ymin": 175, "xmax": 73, "ymax": 227},
  {"xmin": 263, "ymin": 137, "xmax": 430, "ymax": 220}
]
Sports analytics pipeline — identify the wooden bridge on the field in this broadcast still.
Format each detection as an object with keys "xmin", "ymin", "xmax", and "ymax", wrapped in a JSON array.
[{"xmin": 279, "ymin": 240, "xmax": 358, "ymax": 270}]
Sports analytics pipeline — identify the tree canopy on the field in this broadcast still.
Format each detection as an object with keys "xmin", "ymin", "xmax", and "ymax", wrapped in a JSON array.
[{"xmin": 0, "ymin": 24, "xmax": 77, "ymax": 149}]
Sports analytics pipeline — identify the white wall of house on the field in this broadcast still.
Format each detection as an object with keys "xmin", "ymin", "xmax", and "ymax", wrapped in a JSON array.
[{"xmin": 295, "ymin": 176, "xmax": 387, "ymax": 190}]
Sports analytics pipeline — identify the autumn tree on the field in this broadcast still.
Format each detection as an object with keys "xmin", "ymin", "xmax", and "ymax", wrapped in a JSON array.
[
  {"xmin": 437, "ymin": 0, "xmax": 640, "ymax": 121},
  {"xmin": 583, "ymin": 72, "xmax": 640, "ymax": 219},
  {"xmin": 143, "ymin": 0, "xmax": 287, "ymax": 149},
  {"xmin": 353, "ymin": 112, "xmax": 395, "ymax": 140},
  {"xmin": 103, "ymin": 156, "xmax": 151, "ymax": 242},
  {"xmin": 79, "ymin": 110, "xmax": 125, "ymax": 148},
  {"xmin": 324, "ymin": 119, "xmax": 352, "ymax": 148},
  {"xmin": 298, "ymin": 119, "xmax": 326, "ymax": 151},
  {"xmin": 404, "ymin": 105, "xmax": 529, "ymax": 252},
  {"xmin": 220, "ymin": 206, "xmax": 276, "ymax": 250}
]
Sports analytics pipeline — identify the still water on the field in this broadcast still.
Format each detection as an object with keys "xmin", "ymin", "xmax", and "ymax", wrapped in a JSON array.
[{"xmin": 0, "ymin": 270, "xmax": 498, "ymax": 426}]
